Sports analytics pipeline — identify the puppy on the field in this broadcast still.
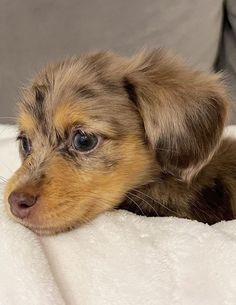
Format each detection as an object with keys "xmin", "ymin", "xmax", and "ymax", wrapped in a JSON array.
[{"xmin": 4, "ymin": 49, "xmax": 236, "ymax": 235}]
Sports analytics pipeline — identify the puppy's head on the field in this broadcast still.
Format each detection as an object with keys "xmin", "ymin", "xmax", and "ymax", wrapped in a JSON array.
[{"xmin": 4, "ymin": 50, "xmax": 229, "ymax": 234}]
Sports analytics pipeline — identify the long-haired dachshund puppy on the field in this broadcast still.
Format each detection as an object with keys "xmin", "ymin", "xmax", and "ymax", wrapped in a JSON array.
[{"xmin": 4, "ymin": 50, "xmax": 236, "ymax": 235}]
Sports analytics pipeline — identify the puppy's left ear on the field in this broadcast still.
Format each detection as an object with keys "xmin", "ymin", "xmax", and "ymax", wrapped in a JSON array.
[{"xmin": 123, "ymin": 50, "xmax": 229, "ymax": 181}]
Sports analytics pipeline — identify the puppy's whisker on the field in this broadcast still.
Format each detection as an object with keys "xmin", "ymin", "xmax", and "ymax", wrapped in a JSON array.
[
  {"xmin": 156, "ymin": 148, "xmax": 179, "ymax": 153},
  {"xmin": 191, "ymin": 200, "xmax": 221, "ymax": 222},
  {"xmin": 0, "ymin": 179, "xmax": 7, "ymax": 192},
  {"xmin": 125, "ymin": 194, "xmax": 145, "ymax": 216},
  {"xmin": 134, "ymin": 189, "xmax": 221, "ymax": 220},
  {"xmin": 127, "ymin": 191, "xmax": 159, "ymax": 216},
  {"xmin": 132, "ymin": 188, "xmax": 179, "ymax": 216},
  {"xmin": 50, "ymin": 191, "xmax": 154, "ymax": 218},
  {"xmin": 84, "ymin": 192, "xmax": 148, "ymax": 217},
  {"xmin": 77, "ymin": 192, "xmax": 118, "ymax": 206},
  {"xmin": 0, "ymin": 116, "xmax": 17, "ymax": 121},
  {"xmin": 0, "ymin": 176, "xmax": 7, "ymax": 182},
  {"xmin": 0, "ymin": 125, "xmax": 15, "ymax": 138},
  {"xmin": 41, "ymin": 194, "xmax": 118, "ymax": 219},
  {"xmin": 0, "ymin": 163, "xmax": 14, "ymax": 175},
  {"xmin": 0, "ymin": 176, "xmax": 7, "ymax": 187}
]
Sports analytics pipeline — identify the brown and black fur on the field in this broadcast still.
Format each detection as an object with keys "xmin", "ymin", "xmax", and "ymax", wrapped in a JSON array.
[
  {"xmin": 119, "ymin": 138, "xmax": 236, "ymax": 225},
  {"xmin": 4, "ymin": 49, "xmax": 236, "ymax": 235}
]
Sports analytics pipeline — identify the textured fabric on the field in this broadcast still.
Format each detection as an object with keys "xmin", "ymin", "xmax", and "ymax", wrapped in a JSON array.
[
  {"xmin": 1, "ymin": 124, "xmax": 236, "ymax": 305},
  {"xmin": 0, "ymin": 0, "xmax": 223, "ymax": 121}
]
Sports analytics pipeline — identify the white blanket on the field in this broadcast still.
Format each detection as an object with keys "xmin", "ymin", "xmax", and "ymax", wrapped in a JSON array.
[{"xmin": 1, "ymin": 124, "xmax": 236, "ymax": 305}]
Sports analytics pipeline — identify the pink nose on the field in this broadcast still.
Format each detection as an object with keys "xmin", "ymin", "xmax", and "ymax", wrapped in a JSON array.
[{"xmin": 8, "ymin": 191, "xmax": 37, "ymax": 219}]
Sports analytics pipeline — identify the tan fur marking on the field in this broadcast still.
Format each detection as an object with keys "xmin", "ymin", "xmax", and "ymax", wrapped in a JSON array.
[{"xmin": 18, "ymin": 113, "xmax": 35, "ymax": 135}]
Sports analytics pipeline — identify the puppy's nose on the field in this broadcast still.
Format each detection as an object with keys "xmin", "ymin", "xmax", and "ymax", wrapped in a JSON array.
[{"xmin": 8, "ymin": 191, "xmax": 37, "ymax": 219}]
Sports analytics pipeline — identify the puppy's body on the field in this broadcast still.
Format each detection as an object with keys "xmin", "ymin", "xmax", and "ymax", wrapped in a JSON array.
[
  {"xmin": 4, "ymin": 50, "xmax": 236, "ymax": 234},
  {"xmin": 120, "ymin": 137, "xmax": 236, "ymax": 224}
]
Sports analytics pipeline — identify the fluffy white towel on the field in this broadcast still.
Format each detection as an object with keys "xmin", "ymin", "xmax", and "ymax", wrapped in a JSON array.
[{"xmin": 1, "ymin": 124, "xmax": 236, "ymax": 305}]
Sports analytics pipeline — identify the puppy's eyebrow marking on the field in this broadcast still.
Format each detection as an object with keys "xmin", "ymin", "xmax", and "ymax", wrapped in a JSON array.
[
  {"xmin": 75, "ymin": 85, "xmax": 98, "ymax": 99},
  {"xmin": 123, "ymin": 77, "xmax": 138, "ymax": 105},
  {"xmin": 30, "ymin": 85, "xmax": 46, "ymax": 122},
  {"xmin": 21, "ymin": 84, "xmax": 49, "ymax": 135},
  {"xmin": 34, "ymin": 85, "xmax": 45, "ymax": 104}
]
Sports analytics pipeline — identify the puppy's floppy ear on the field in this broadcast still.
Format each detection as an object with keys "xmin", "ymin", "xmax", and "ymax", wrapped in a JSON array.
[{"xmin": 123, "ymin": 50, "xmax": 229, "ymax": 181}]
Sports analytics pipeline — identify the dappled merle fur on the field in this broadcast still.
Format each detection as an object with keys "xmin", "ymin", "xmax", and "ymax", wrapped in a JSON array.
[{"xmin": 4, "ymin": 49, "xmax": 236, "ymax": 235}]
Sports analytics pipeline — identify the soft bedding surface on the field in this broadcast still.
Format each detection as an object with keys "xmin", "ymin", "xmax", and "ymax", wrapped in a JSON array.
[{"xmin": 1, "ymin": 124, "xmax": 236, "ymax": 305}]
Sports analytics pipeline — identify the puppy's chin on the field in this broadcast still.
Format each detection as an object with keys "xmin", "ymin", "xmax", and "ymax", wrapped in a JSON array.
[
  {"xmin": 25, "ymin": 223, "xmax": 80, "ymax": 236},
  {"xmin": 7, "ymin": 212, "xmax": 83, "ymax": 236}
]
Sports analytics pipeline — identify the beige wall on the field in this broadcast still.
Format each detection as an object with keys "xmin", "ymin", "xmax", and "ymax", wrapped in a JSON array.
[{"xmin": 0, "ymin": 0, "xmax": 224, "ymax": 123}]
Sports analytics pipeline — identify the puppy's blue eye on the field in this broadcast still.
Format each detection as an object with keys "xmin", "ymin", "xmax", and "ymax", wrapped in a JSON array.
[
  {"xmin": 72, "ymin": 131, "xmax": 98, "ymax": 152},
  {"xmin": 19, "ymin": 136, "xmax": 32, "ymax": 156}
]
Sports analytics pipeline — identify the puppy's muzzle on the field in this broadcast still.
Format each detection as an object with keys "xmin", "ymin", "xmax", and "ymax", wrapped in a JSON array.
[{"xmin": 8, "ymin": 191, "xmax": 37, "ymax": 219}]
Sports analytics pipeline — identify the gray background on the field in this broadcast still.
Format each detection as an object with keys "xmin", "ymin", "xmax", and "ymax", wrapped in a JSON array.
[{"xmin": 1, "ymin": 0, "xmax": 236, "ymax": 123}]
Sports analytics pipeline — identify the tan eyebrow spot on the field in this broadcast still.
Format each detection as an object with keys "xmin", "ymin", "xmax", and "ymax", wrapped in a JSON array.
[
  {"xmin": 53, "ymin": 101, "xmax": 88, "ymax": 133},
  {"xmin": 18, "ymin": 112, "xmax": 36, "ymax": 135},
  {"xmin": 54, "ymin": 100, "xmax": 124, "ymax": 138}
]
